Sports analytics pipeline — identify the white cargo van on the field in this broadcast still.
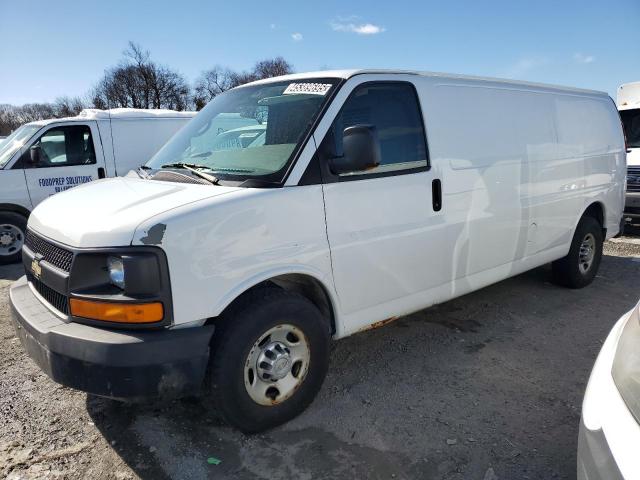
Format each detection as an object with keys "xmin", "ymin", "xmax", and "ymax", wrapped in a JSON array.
[
  {"xmin": 618, "ymin": 82, "xmax": 640, "ymax": 220},
  {"xmin": 0, "ymin": 108, "xmax": 195, "ymax": 263},
  {"xmin": 10, "ymin": 70, "xmax": 625, "ymax": 432}
]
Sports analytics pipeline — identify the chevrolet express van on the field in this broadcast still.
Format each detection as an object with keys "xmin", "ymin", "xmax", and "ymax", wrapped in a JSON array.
[
  {"xmin": 0, "ymin": 108, "xmax": 195, "ymax": 264},
  {"xmin": 10, "ymin": 70, "xmax": 625, "ymax": 432},
  {"xmin": 618, "ymin": 82, "xmax": 640, "ymax": 221}
]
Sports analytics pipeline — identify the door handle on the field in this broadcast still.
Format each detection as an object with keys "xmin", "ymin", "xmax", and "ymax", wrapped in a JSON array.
[
  {"xmin": 432, "ymin": 179, "xmax": 442, "ymax": 211},
  {"xmin": 97, "ymin": 167, "xmax": 105, "ymax": 179}
]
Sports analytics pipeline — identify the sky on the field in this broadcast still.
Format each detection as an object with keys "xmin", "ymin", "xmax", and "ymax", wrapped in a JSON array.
[{"xmin": 0, "ymin": 0, "xmax": 638, "ymax": 105}]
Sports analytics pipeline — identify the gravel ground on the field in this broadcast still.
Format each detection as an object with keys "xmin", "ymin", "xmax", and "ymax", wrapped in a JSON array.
[{"xmin": 2, "ymin": 238, "xmax": 640, "ymax": 479}]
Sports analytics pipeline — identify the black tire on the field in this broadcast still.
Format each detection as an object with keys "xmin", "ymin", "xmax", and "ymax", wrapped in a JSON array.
[
  {"xmin": 207, "ymin": 287, "xmax": 331, "ymax": 433},
  {"xmin": 552, "ymin": 215, "xmax": 603, "ymax": 289},
  {"xmin": 0, "ymin": 212, "xmax": 27, "ymax": 265}
]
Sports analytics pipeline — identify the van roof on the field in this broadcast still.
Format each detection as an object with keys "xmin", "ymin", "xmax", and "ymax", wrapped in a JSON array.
[
  {"xmin": 27, "ymin": 108, "xmax": 196, "ymax": 127},
  {"xmin": 243, "ymin": 69, "xmax": 609, "ymax": 97}
]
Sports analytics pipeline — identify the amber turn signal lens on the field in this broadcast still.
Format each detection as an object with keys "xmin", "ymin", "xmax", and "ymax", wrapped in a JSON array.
[{"xmin": 69, "ymin": 299, "xmax": 163, "ymax": 323}]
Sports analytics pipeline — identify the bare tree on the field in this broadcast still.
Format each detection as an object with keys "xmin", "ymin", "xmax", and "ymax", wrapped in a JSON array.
[
  {"xmin": 193, "ymin": 57, "xmax": 293, "ymax": 110},
  {"xmin": 253, "ymin": 57, "xmax": 293, "ymax": 79},
  {"xmin": 54, "ymin": 96, "xmax": 87, "ymax": 117},
  {"xmin": 193, "ymin": 66, "xmax": 238, "ymax": 110},
  {"xmin": 91, "ymin": 42, "xmax": 190, "ymax": 110},
  {"xmin": 0, "ymin": 103, "xmax": 57, "ymax": 135}
]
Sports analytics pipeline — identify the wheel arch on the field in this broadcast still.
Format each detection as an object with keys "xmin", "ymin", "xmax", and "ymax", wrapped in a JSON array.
[
  {"xmin": 580, "ymin": 201, "xmax": 606, "ymax": 237},
  {"xmin": 212, "ymin": 269, "xmax": 338, "ymax": 336},
  {"xmin": 0, "ymin": 203, "xmax": 31, "ymax": 219}
]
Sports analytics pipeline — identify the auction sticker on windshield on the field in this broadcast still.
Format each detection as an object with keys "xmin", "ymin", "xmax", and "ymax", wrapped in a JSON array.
[{"xmin": 283, "ymin": 83, "xmax": 332, "ymax": 96}]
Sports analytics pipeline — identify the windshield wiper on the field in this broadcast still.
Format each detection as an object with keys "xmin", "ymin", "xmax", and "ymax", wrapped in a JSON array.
[
  {"xmin": 137, "ymin": 165, "xmax": 151, "ymax": 179},
  {"xmin": 161, "ymin": 162, "xmax": 220, "ymax": 185}
]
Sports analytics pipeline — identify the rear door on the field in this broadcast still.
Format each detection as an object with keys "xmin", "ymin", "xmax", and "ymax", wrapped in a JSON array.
[
  {"xmin": 20, "ymin": 122, "xmax": 106, "ymax": 207},
  {"xmin": 317, "ymin": 77, "xmax": 452, "ymax": 333}
]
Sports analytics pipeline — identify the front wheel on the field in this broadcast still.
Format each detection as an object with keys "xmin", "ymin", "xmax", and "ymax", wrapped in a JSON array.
[
  {"xmin": 0, "ymin": 212, "xmax": 27, "ymax": 265},
  {"xmin": 207, "ymin": 288, "xmax": 330, "ymax": 432},
  {"xmin": 552, "ymin": 215, "xmax": 603, "ymax": 289}
]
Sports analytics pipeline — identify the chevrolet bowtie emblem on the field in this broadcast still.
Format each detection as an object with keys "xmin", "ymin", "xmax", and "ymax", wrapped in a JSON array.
[{"xmin": 31, "ymin": 257, "xmax": 42, "ymax": 280}]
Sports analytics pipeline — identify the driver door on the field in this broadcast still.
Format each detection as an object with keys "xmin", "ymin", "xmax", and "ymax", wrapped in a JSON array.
[
  {"xmin": 20, "ymin": 122, "xmax": 106, "ymax": 207},
  {"xmin": 317, "ymin": 78, "xmax": 454, "ymax": 334}
]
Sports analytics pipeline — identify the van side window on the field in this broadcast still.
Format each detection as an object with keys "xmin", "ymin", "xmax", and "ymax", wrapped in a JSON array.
[
  {"xmin": 22, "ymin": 125, "xmax": 96, "ymax": 168},
  {"xmin": 326, "ymin": 82, "xmax": 428, "ymax": 176}
]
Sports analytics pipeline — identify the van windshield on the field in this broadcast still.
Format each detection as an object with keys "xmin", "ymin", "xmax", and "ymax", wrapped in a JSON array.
[
  {"xmin": 146, "ymin": 79, "xmax": 339, "ymax": 184},
  {"xmin": 0, "ymin": 124, "xmax": 41, "ymax": 168},
  {"xmin": 621, "ymin": 108, "xmax": 640, "ymax": 148}
]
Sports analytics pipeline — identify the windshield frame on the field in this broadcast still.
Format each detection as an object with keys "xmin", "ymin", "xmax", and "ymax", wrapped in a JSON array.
[
  {"xmin": 146, "ymin": 77, "xmax": 345, "ymax": 187},
  {"xmin": 0, "ymin": 124, "xmax": 42, "ymax": 169},
  {"xmin": 621, "ymin": 107, "xmax": 640, "ymax": 149}
]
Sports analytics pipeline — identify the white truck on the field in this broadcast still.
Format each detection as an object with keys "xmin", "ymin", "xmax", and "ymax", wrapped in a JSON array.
[
  {"xmin": 618, "ymin": 82, "xmax": 640, "ymax": 221},
  {"xmin": 0, "ymin": 108, "xmax": 195, "ymax": 263},
  {"xmin": 10, "ymin": 70, "xmax": 625, "ymax": 432}
]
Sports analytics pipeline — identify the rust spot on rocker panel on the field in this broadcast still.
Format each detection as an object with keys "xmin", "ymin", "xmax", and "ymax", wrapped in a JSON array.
[{"xmin": 358, "ymin": 316, "xmax": 400, "ymax": 333}]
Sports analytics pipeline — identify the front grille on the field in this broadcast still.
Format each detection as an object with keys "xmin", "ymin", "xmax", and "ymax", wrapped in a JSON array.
[
  {"xmin": 27, "ymin": 274, "xmax": 69, "ymax": 315},
  {"xmin": 25, "ymin": 230, "xmax": 74, "ymax": 272}
]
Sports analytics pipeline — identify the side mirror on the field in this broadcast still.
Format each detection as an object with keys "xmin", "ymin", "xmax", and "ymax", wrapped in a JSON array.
[
  {"xmin": 329, "ymin": 125, "xmax": 381, "ymax": 175},
  {"xmin": 29, "ymin": 145, "xmax": 41, "ymax": 166}
]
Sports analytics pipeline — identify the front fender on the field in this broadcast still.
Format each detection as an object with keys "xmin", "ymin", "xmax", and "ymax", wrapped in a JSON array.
[{"xmin": 132, "ymin": 185, "xmax": 335, "ymax": 329}]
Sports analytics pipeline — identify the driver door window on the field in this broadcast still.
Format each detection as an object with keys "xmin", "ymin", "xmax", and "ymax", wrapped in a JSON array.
[
  {"xmin": 25, "ymin": 125, "xmax": 96, "ymax": 168},
  {"xmin": 325, "ymin": 82, "xmax": 429, "ymax": 177},
  {"xmin": 20, "ymin": 122, "xmax": 105, "ymax": 208}
]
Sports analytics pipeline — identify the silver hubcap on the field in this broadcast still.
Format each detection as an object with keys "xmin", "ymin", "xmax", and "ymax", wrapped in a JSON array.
[
  {"xmin": 0, "ymin": 224, "xmax": 24, "ymax": 257},
  {"xmin": 578, "ymin": 233, "xmax": 596, "ymax": 274},
  {"xmin": 244, "ymin": 324, "xmax": 310, "ymax": 406}
]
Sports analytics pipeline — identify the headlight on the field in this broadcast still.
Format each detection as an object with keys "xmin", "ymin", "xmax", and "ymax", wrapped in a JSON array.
[
  {"xmin": 69, "ymin": 248, "xmax": 172, "ymax": 328},
  {"xmin": 107, "ymin": 256, "xmax": 125, "ymax": 289}
]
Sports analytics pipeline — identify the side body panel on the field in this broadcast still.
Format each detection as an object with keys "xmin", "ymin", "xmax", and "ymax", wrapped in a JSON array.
[
  {"xmin": 420, "ymin": 79, "xmax": 540, "ymax": 275},
  {"xmin": 531, "ymin": 94, "xmax": 625, "ymax": 246},
  {"xmin": 0, "ymin": 169, "xmax": 32, "ymax": 211},
  {"xmin": 109, "ymin": 118, "xmax": 190, "ymax": 175}
]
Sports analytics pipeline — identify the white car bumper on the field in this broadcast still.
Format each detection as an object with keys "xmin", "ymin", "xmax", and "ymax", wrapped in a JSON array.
[{"xmin": 578, "ymin": 311, "xmax": 640, "ymax": 480}]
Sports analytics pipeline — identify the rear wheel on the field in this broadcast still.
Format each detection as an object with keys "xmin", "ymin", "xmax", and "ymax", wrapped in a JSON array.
[
  {"xmin": 207, "ymin": 287, "xmax": 330, "ymax": 433},
  {"xmin": 0, "ymin": 212, "xmax": 27, "ymax": 265},
  {"xmin": 552, "ymin": 215, "xmax": 603, "ymax": 289}
]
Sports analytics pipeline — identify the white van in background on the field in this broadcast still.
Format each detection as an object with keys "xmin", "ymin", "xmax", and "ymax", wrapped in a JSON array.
[
  {"xmin": 10, "ymin": 70, "xmax": 625, "ymax": 432},
  {"xmin": 618, "ymin": 82, "xmax": 640, "ymax": 221},
  {"xmin": 0, "ymin": 108, "xmax": 195, "ymax": 263}
]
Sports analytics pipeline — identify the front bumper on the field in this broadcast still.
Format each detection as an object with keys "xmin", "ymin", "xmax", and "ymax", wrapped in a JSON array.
[
  {"xmin": 10, "ymin": 276, "xmax": 215, "ymax": 400},
  {"xmin": 624, "ymin": 192, "xmax": 640, "ymax": 220},
  {"xmin": 578, "ymin": 312, "xmax": 640, "ymax": 480}
]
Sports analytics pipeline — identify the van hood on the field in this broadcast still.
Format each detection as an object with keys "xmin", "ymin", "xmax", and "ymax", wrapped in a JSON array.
[{"xmin": 28, "ymin": 177, "xmax": 240, "ymax": 247}]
